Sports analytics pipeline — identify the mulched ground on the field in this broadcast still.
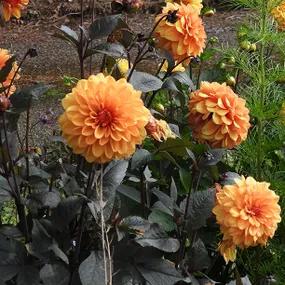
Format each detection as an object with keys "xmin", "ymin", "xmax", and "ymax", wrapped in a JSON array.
[{"xmin": 0, "ymin": 8, "xmax": 248, "ymax": 145}]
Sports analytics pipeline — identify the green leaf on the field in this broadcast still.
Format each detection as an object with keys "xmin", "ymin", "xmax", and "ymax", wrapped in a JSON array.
[
  {"xmin": 79, "ymin": 251, "xmax": 105, "ymax": 285},
  {"xmin": 180, "ymin": 189, "xmax": 215, "ymax": 231},
  {"xmin": 89, "ymin": 14, "xmax": 124, "ymax": 40},
  {"xmin": 198, "ymin": 149, "xmax": 225, "ymax": 167},
  {"xmin": 179, "ymin": 168, "xmax": 192, "ymax": 193},
  {"xmin": 40, "ymin": 263, "xmax": 70, "ymax": 285},
  {"xmin": 54, "ymin": 25, "xmax": 79, "ymax": 47},
  {"xmin": 158, "ymin": 138, "xmax": 192, "ymax": 157},
  {"xmin": 129, "ymin": 71, "xmax": 163, "ymax": 93},
  {"xmin": 148, "ymin": 210, "xmax": 176, "ymax": 232},
  {"xmin": 0, "ymin": 176, "xmax": 12, "ymax": 205},
  {"xmin": 171, "ymin": 71, "xmax": 195, "ymax": 90},
  {"xmin": 17, "ymin": 266, "xmax": 40, "ymax": 285},
  {"xmin": 117, "ymin": 185, "xmax": 141, "ymax": 203},
  {"xmin": 103, "ymin": 160, "xmax": 128, "ymax": 219},
  {"xmin": 131, "ymin": 149, "xmax": 152, "ymax": 170},
  {"xmin": 136, "ymin": 259, "xmax": 183, "ymax": 285},
  {"xmin": 135, "ymin": 223, "xmax": 180, "ymax": 252},
  {"xmin": 10, "ymin": 84, "xmax": 52, "ymax": 113},
  {"xmin": 0, "ymin": 56, "xmax": 16, "ymax": 83},
  {"xmin": 50, "ymin": 196, "xmax": 84, "ymax": 230},
  {"xmin": 186, "ymin": 239, "xmax": 210, "ymax": 272},
  {"xmin": 92, "ymin": 43, "xmax": 127, "ymax": 58}
]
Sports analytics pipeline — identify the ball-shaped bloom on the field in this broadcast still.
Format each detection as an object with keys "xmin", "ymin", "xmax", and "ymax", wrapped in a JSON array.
[
  {"xmin": 0, "ymin": 49, "xmax": 19, "ymax": 97},
  {"xmin": 166, "ymin": 0, "xmax": 203, "ymax": 14},
  {"xmin": 58, "ymin": 74, "xmax": 150, "ymax": 163},
  {"xmin": 272, "ymin": 1, "xmax": 285, "ymax": 31},
  {"xmin": 188, "ymin": 82, "xmax": 250, "ymax": 149},
  {"xmin": 155, "ymin": 2, "xmax": 206, "ymax": 62},
  {"xmin": 213, "ymin": 176, "xmax": 281, "ymax": 263},
  {"xmin": 145, "ymin": 115, "xmax": 176, "ymax": 142},
  {"xmin": 2, "ymin": 0, "xmax": 29, "ymax": 21}
]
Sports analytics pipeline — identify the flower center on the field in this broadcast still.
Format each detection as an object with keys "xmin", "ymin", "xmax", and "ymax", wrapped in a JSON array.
[
  {"xmin": 246, "ymin": 205, "xmax": 261, "ymax": 217},
  {"xmin": 96, "ymin": 109, "xmax": 113, "ymax": 127}
]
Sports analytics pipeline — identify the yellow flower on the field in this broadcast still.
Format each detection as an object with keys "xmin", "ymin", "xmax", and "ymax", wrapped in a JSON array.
[
  {"xmin": 116, "ymin": 58, "xmax": 130, "ymax": 77},
  {"xmin": 0, "ymin": 49, "xmax": 19, "ymax": 97},
  {"xmin": 145, "ymin": 115, "xmax": 176, "ymax": 142},
  {"xmin": 213, "ymin": 176, "xmax": 281, "ymax": 263},
  {"xmin": 160, "ymin": 61, "xmax": 185, "ymax": 73},
  {"xmin": 2, "ymin": 0, "xmax": 29, "ymax": 21},
  {"xmin": 155, "ymin": 2, "xmax": 206, "ymax": 63},
  {"xmin": 272, "ymin": 1, "xmax": 285, "ymax": 31},
  {"xmin": 188, "ymin": 81, "xmax": 250, "ymax": 149},
  {"xmin": 59, "ymin": 74, "xmax": 150, "ymax": 163},
  {"xmin": 166, "ymin": 0, "xmax": 203, "ymax": 14}
]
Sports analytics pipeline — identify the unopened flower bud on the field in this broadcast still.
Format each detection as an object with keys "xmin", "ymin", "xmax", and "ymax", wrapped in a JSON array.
[
  {"xmin": 240, "ymin": 40, "xmax": 251, "ymax": 51},
  {"xmin": 203, "ymin": 8, "xmax": 216, "ymax": 17},
  {"xmin": 228, "ymin": 56, "xmax": 235, "ymax": 64},
  {"xmin": 249, "ymin": 43, "xmax": 257, "ymax": 52},
  {"xmin": 145, "ymin": 115, "xmax": 176, "ymax": 142},
  {"xmin": 154, "ymin": 103, "xmax": 165, "ymax": 113},
  {"xmin": 209, "ymin": 36, "xmax": 219, "ymax": 44},
  {"xmin": 226, "ymin": 76, "xmax": 236, "ymax": 86},
  {"xmin": 166, "ymin": 10, "xmax": 179, "ymax": 24}
]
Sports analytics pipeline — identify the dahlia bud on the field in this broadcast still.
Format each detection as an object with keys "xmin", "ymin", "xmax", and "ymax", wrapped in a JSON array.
[
  {"xmin": 240, "ymin": 40, "xmax": 251, "ymax": 51},
  {"xmin": 0, "ymin": 96, "xmax": 11, "ymax": 112},
  {"xmin": 226, "ymin": 76, "xmax": 236, "ymax": 86},
  {"xmin": 219, "ymin": 62, "xmax": 226, "ymax": 69},
  {"xmin": 166, "ymin": 10, "xmax": 179, "ymax": 24},
  {"xmin": 209, "ymin": 36, "xmax": 219, "ymax": 44},
  {"xmin": 154, "ymin": 103, "xmax": 165, "ymax": 113},
  {"xmin": 203, "ymin": 8, "xmax": 216, "ymax": 17},
  {"xmin": 145, "ymin": 115, "xmax": 176, "ymax": 142},
  {"xmin": 227, "ymin": 56, "xmax": 235, "ymax": 64},
  {"xmin": 249, "ymin": 43, "xmax": 257, "ymax": 52}
]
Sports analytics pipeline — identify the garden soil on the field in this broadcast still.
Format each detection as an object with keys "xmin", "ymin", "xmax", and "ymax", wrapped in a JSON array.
[{"xmin": 0, "ymin": 6, "xmax": 248, "ymax": 145}]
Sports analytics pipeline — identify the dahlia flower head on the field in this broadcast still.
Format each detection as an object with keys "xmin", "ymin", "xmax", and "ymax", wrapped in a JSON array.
[
  {"xmin": 272, "ymin": 1, "xmax": 285, "ymax": 31},
  {"xmin": 145, "ymin": 115, "xmax": 176, "ymax": 142},
  {"xmin": 188, "ymin": 81, "xmax": 250, "ymax": 149},
  {"xmin": 155, "ymin": 2, "xmax": 206, "ymax": 63},
  {"xmin": 59, "ymin": 74, "xmax": 150, "ymax": 164},
  {"xmin": 1, "ymin": 0, "xmax": 29, "ymax": 21},
  {"xmin": 0, "ymin": 48, "xmax": 19, "ymax": 97},
  {"xmin": 165, "ymin": 0, "xmax": 203, "ymax": 14},
  {"xmin": 213, "ymin": 176, "xmax": 281, "ymax": 263}
]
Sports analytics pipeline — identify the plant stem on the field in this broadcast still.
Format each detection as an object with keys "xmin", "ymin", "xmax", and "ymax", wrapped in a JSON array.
[
  {"xmin": 256, "ymin": 0, "xmax": 267, "ymax": 180},
  {"xmin": 1, "ymin": 113, "xmax": 30, "ymax": 242},
  {"xmin": 79, "ymin": 0, "xmax": 85, "ymax": 79},
  {"xmin": 74, "ymin": 165, "xmax": 95, "ymax": 264},
  {"xmin": 127, "ymin": 15, "xmax": 167, "ymax": 82},
  {"xmin": 25, "ymin": 105, "xmax": 31, "ymax": 182},
  {"xmin": 99, "ymin": 164, "xmax": 109, "ymax": 285}
]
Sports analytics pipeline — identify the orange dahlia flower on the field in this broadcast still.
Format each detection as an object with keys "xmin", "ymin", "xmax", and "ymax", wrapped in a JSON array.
[
  {"xmin": 145, "ymin": 115, "xmax": 176, "ymax": 142},
  {"xmin": 1, "ymin": 0, "xmax": 29, "ymax": 21},
  {"xmin": 272, "ymin": 1, "xmax": 285, "ymax": 31},
  {"xmin": 0, "ymin": 49, "xmax": 19, "ymax": 97},
  {"xmin": 155, "ymin": 2, "xmax": 206, "ymax": 62},
  {"xmin": 58, "ymin": 74, "xmax": 150, "ymax": 163},
  {"xmin": 213, "ymin": 176, "xmax": 281, "ymax": 263},
  {"xmin": 165, "ymin": 0, "xmax": 203, "ymax": 14},
  {"xmin": 188, "ymin": 82, "xmax": 250, "ymax": 149}
]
